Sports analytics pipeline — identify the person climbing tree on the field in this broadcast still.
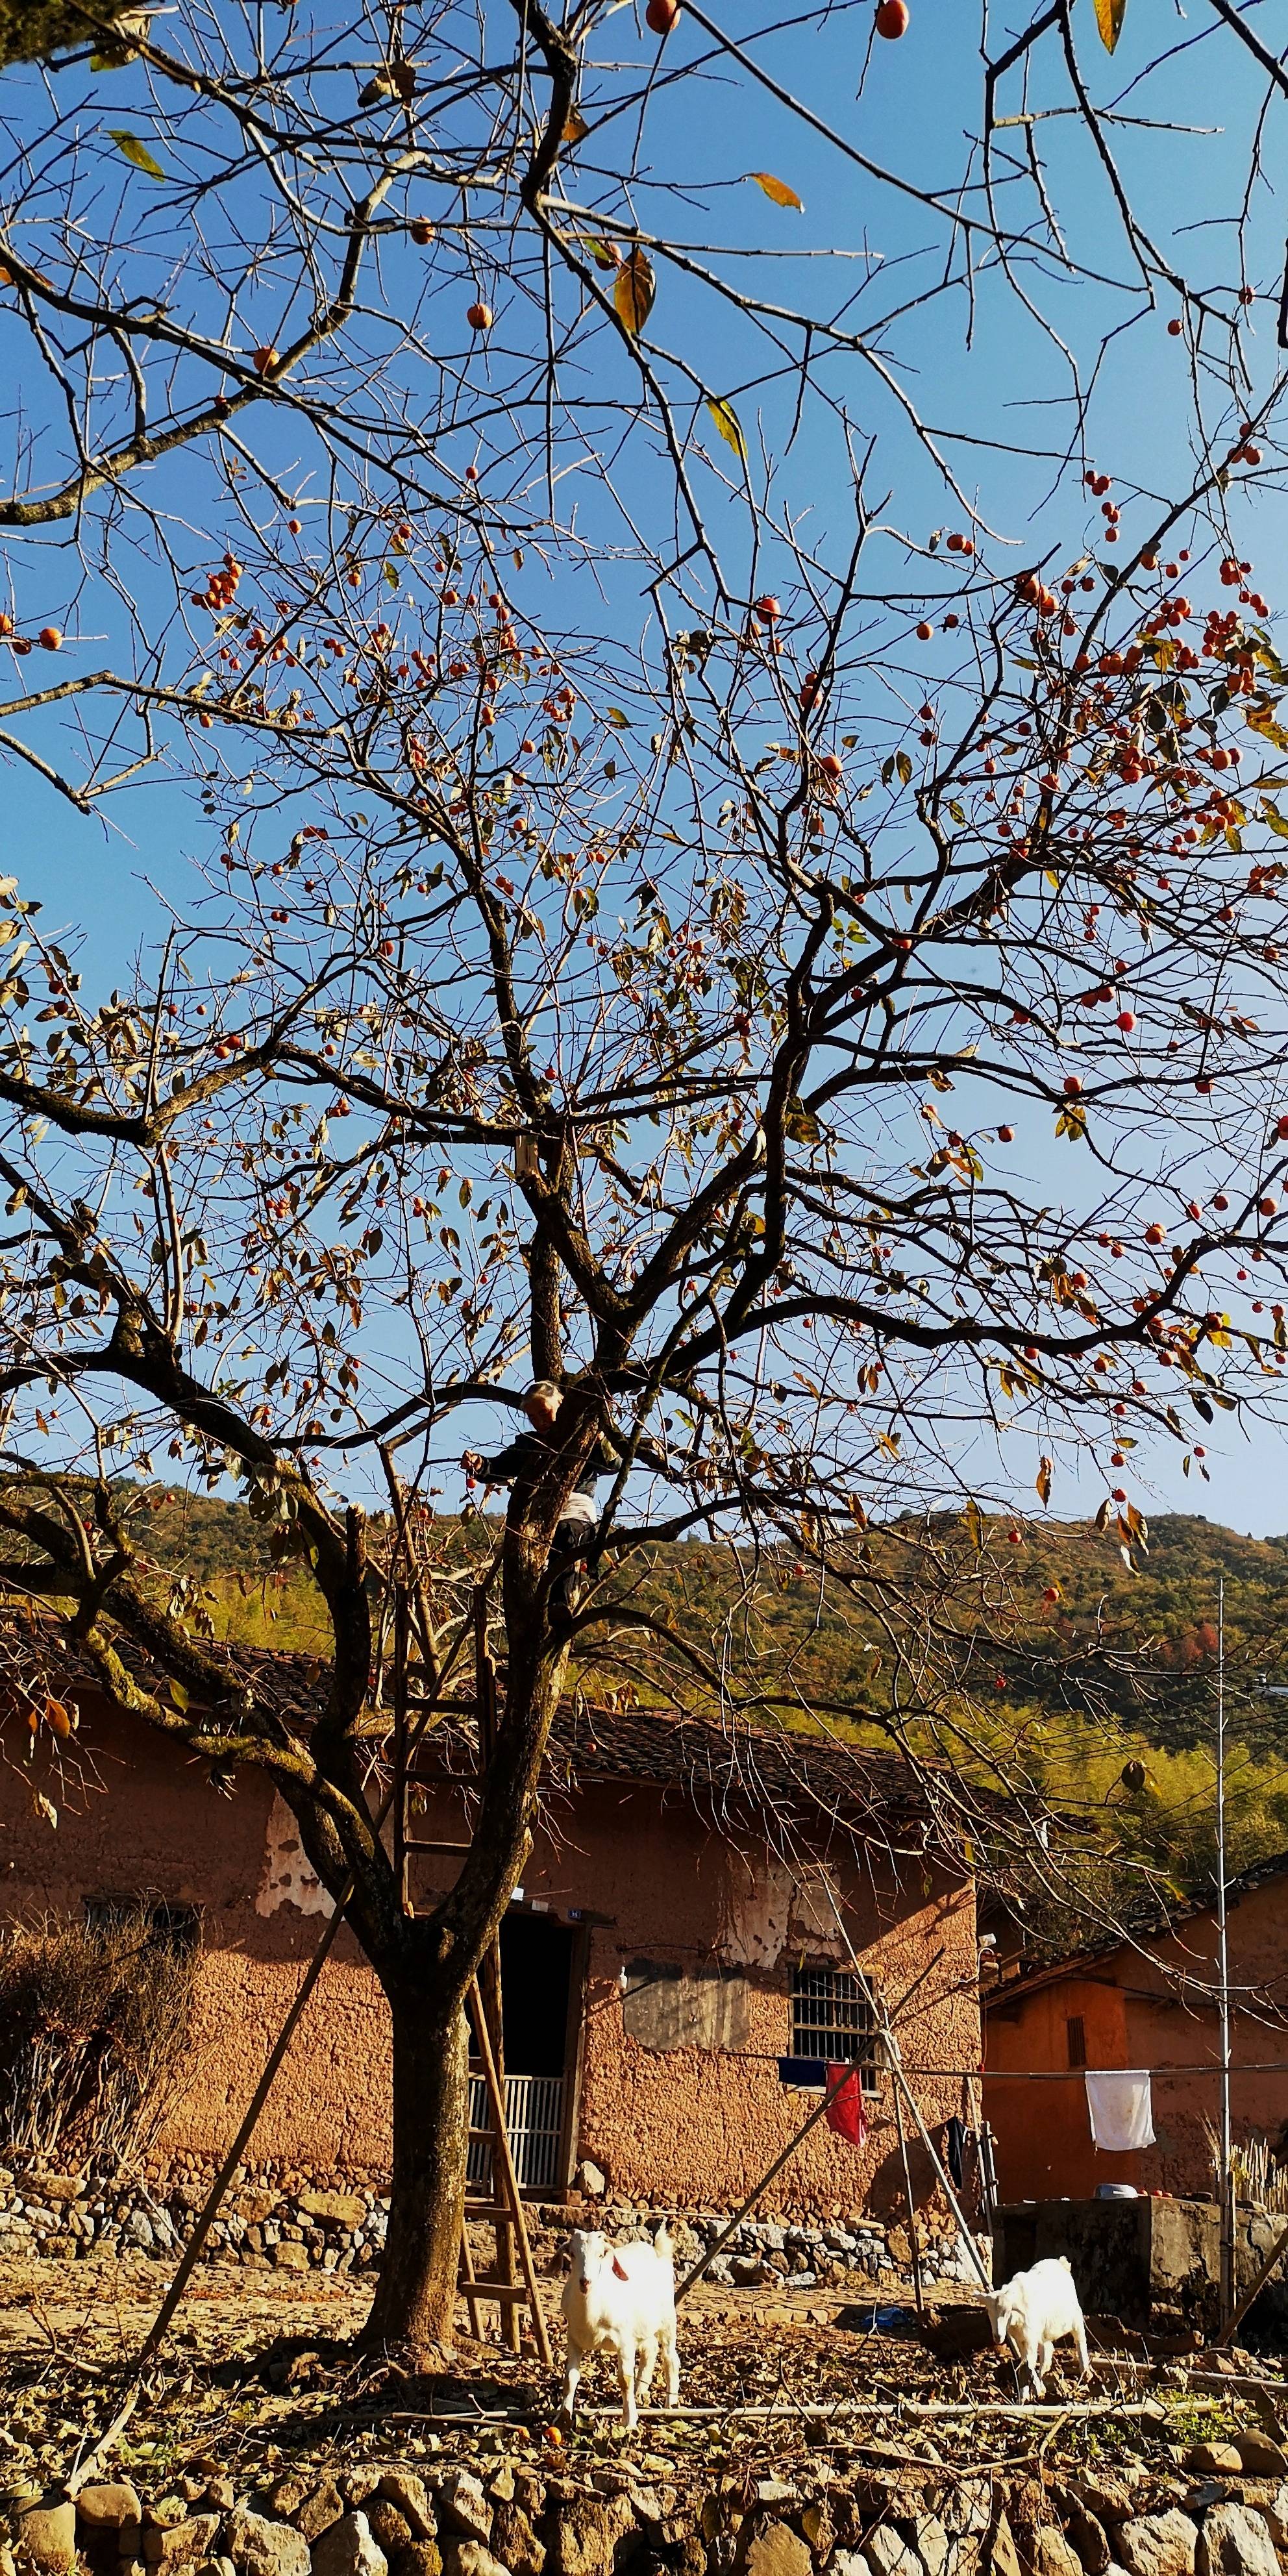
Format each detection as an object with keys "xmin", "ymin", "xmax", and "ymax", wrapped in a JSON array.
[{"xmin": 462, "ymin": 1380, "xmax": 614, "ymax": 1621}]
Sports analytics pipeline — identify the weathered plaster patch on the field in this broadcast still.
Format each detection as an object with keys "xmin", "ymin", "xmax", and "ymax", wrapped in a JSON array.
[
  {"xmin": 256, "ymin": 1792, "xmax": 334, "ymax": 1918},
  {"xmin": 788, "ymin": 1870, "xmax": 848, "ymax": 1949},
  {"xmin": 621, "ymin": 1961, "xmax": 753, "ymax": 2051},
  {"xmin": 719, "ymin": 1852, "xmax": 793, "ymax": 1965}
]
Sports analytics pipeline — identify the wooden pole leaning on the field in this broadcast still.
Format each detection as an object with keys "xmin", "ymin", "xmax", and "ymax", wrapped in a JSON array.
[
  {"xmin": 674, "ymin": 2062, "xmax": 866, "ymax": 2303},
  {"xmin": 891, "ymin": 2074, "xmax": 926, "ymax": 2319},
  {"xmin": 1217, "ymin": 2212, "xmax": 1288, "ymax": 2348}
]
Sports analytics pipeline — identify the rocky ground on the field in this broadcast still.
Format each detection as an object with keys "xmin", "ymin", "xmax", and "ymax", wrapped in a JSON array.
[{"xmin": 3, "ymin": 2255, "xmax": 1288, "ymax": 2576}]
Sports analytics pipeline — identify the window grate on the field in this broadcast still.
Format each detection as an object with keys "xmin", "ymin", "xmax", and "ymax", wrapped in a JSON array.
[
  {"xmin": 467, "ymin": 2073, "xmax": 565, "ymax": 2192},
  {"xmin": 791, "ymin": 1966, "xmax": 882, "ymax": 2094}
]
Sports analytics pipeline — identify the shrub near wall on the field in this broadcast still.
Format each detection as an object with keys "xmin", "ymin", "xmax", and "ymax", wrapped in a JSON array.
[{"xmin": 0, "ymin": 1913, "xmax": 197, "ymax": 2170}]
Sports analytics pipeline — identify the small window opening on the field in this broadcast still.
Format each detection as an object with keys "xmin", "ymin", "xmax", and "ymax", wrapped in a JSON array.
[
  {"xmin": 791, "ymin": 1965, "xmax": 882, "ymax": 2095},
  {"xmin": 84, "ymin": 1896, "xmax": 200, "ymax": 1955},
  {"xmin": 1066, "ymin": 2012, "xmax": 1087, "ymax": 2068}
]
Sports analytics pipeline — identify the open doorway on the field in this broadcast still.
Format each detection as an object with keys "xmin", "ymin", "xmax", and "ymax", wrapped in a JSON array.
[
  {"xmin": 499, "ymin": 1909, "xmax": 575, "ymax": 2075},
  {"xmin": 469, "ymin": 1909, "xmax": 580, "ymax": 2192}
]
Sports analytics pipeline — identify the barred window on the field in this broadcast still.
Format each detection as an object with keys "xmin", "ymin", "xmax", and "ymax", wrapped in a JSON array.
[{"xmin": 791, "ymin": 1966, "xmax": 882, "ymax": 2094}]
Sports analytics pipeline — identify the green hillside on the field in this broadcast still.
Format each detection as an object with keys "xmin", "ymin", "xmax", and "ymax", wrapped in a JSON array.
[{"xmin": 8, "ymin": 1481, "xmax": 1288, "ymax": 1926}]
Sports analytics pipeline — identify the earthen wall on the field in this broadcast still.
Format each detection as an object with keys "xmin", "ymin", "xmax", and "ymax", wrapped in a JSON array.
[
  {"xmin": 3, "ymin": 1696, "xmax": 980, "ymax": 2216},
  {"xmin": 983, "ymin": 1869, "xmax": 1288, "ymax": 2203}
]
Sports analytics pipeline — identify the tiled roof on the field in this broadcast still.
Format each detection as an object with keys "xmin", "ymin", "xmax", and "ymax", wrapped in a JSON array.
[
  {"xmin": 984, "ymin": 1845, "xmax": 1288, "ymax": 2003},
  {"xmin": 416, "ymin": 1693, "xmax": 961, "ymax": 1861},
  {"xmin": 0, "ymin": 1602, "xmax": 976, "ymax": 1867}
]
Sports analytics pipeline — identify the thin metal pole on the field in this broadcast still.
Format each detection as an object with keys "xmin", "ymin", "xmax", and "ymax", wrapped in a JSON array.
[
  {"xmin": 891, "ymin": 2073, "xmax": 926, "ymax": 2318},
  {"xmin": 1217, "ymin": 1575, "xmax": 1235, "ymax": 2331}
]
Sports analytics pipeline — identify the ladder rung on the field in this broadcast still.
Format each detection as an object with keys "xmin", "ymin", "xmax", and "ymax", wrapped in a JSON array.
[
  {"xmin": 467, "ymin": 2125, "xmax": 497, "ymax": 2142},
  {"xmin": 465, "ymin": 2202, "xmax": 515, "ymax": 2224},
  {"xmin": 460, "ymin": 2279, "xmax": 532, "ymax": 2303},
  {"xmin": 404, "ymin": 1838, "xmax": 471, "ymax": 1855}
]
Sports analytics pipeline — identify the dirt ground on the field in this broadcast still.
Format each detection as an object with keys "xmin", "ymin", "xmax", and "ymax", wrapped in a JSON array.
[{"xmin": 2, "ymin": 2250, "xmax": 1286, "ymax": 2513}]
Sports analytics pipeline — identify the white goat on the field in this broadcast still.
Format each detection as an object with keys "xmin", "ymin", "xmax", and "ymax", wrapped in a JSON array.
[
  {"xmin": 561, "ymin": 2226, "xmax": 680, "ymax": 2431},
  {"xmin": 985, "ymin": 2255, "xmax": 1090, "ymax": 2399}
]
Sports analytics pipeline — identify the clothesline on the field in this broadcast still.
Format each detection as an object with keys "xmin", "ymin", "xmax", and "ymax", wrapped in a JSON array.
[
  {"xmin": 982, "ymin": 2062, "xmax": 1288, "ymax": 2079},
  {"xmin": 769, "ymin": 2060, "xmax": 1288, "ymax": 2077}
]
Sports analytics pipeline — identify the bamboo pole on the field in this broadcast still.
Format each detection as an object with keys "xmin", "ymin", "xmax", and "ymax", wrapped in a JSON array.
[{"xmin": 1216, "ymin": 1577, "xmax": 1235, "ymax": 2334}]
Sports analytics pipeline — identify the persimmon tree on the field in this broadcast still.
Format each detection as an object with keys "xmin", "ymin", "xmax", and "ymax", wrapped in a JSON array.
[{"xmin": 3, "ymin": 431, "xmax": 1288, "ymax": 2342}]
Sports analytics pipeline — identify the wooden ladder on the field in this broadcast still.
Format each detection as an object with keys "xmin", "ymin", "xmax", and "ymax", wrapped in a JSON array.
[
  {"xmin": 391, "ymin": 1584, "xmax": 554, "ymax": 2368},
  {"xmin": 461, "ymin": 1974, "xmax": 553, "ymax": 2364}
]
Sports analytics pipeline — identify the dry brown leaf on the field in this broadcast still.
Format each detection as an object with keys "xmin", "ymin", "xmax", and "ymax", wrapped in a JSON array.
[{"xmin": 614, "ymin": 247, "xmax": 656, "ymax": 336}]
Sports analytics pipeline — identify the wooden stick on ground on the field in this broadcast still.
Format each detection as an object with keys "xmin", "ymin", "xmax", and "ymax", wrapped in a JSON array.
[
  {"xmin": 371, "ymin": 2395, "xmax": 1173, "ymax": 2426},
  {"xmin": 68, "ymin": 2387, "xmax": 140, "ymax": 2496}
]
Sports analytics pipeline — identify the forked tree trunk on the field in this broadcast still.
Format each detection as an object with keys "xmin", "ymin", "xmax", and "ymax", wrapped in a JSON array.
[{"xmin": 360, "ymin": 1979, "xmax": 470, "ymax": 2351}]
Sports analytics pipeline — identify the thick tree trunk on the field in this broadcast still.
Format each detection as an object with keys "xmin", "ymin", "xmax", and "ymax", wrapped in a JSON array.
[
  {"xmin": 360, "ymin": 1980, "xmax": 470, "ymax": 2352},
  {"xmin": 349, "ymin": 1535, "xmax": 572, "ymax": 2357}
]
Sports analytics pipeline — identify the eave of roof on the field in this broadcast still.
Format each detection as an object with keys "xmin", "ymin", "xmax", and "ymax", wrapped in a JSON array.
[{"xmin": 984, "ymin": 1845, "xmax": 1288, "ymax": 2007}]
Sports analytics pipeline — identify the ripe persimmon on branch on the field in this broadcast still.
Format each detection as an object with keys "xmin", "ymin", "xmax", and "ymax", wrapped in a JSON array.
[{"xmin": 3, "ymin": 0, "xmax": 1288, "ymax": 811}]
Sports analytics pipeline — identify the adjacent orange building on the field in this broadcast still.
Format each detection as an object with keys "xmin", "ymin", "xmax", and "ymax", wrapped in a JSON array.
[{"xmin": 983, "ymin": 1852, "xmax": 1288, "ymax": 2202}]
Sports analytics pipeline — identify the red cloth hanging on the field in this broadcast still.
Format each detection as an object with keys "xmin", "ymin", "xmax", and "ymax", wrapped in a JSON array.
[{"xmin": 825, "ymin": 2064, "xmax": 868, "ymax": 2146}]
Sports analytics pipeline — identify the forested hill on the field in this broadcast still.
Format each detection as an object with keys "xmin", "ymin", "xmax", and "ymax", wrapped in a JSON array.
[
  {"xmin": 64, "ymin": 1485, "xmax": 1288, "ymax": 1743},
  {"xmin": 12, "ymin": 1484, "xmax": 1288, "ymax": 1902}
]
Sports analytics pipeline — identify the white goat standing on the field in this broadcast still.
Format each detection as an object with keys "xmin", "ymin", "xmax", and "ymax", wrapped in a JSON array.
[
  {"xmin": 985, "ymin": 2255, "xmax": 1091, "ymax": 2399},
  {"xmin": 561, "ymin": 2227, "xmax": 680, "ymax": 2431}
]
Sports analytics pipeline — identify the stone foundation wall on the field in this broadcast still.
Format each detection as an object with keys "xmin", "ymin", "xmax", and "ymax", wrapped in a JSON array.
[{"xmin": 0, "ymin": 2162, "xmax": 982, "ymax": 2297}]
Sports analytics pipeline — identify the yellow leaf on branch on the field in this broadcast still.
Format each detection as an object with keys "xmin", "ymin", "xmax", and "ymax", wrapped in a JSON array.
[
  {"xmin": 706, "ymin": 397, "xmax": 747, "ymax": 463},
  {"xmin": 749, "ymin": 171, "xmax": 804, "ymax": 210},
  {"xmin": 1093, "ymin": 0, "xmax": 1126, "ymax": 50},
  {"xmin": 108, "ymin": 128, "xmax": 167, "ymax": 179}
]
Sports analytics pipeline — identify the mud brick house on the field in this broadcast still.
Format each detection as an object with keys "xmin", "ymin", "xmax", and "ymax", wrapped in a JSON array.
[
  {"xmin": 2, "ymin": 1636, "xmax": 983, "ymax": 2217},
  {"xmin": 982, "ymin": 1850, "xmax": 1288, "ymax": 2202}
]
